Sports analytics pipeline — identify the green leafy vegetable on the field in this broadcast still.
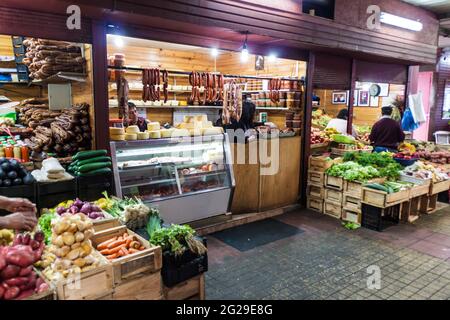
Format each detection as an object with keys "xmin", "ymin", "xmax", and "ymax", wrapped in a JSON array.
[
  {"xmin": 146, "ymin": 208, "xmax": 162, "ymax": 239},
  {"xmin": 37, "ymin": 211, "xmax": 56, "ymax": 244}
]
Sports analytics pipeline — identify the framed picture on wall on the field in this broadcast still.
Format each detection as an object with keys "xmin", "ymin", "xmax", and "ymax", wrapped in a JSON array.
[
  {"xmin": 332, "ymin": 91, "xmax": 348, "ymax": 104},
  {"xmin": 378, "ymin": 83, "xmax": 390, "ymax": 97},
  {"xmin": 443, "ymin": 80, "xmax": 450, "ymax": 119},
  {"xmin": 370, "ymin": 95, "xmax": 379, "ymax": 107},
  {"xmin": 255, "ymin": 55, "xmax": 264, "ymax": 71},
  {"xmin": 358, "ymin": 90, "xmax": 370, "ymax": 106}
]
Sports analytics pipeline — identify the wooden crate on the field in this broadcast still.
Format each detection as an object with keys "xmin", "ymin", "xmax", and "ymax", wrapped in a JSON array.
[
  {"xmin": 307, "ymin": 184, "xmax": 324, "ymax": 199},
  {"xmin": 113, "ymin": 271, "xmax": 163, "ymax": 300},
  {"xmin": 343, "ymin": 193, "xmax": 361, "ymax": 211},
  {"xmin": 324, "ymin": 188, "xmax": 343, "ymax": 204},
  {"xmin": 53, "ymin": 253, "xmax": 114, "ymax": 300},
  {"xmin": 325, "ymin": 175, "xmax": 344, "ymax": 190},
  {"xmin": 401, "ymin": 197, "xmax": 420, "ymax": 223},
  {"xmin": 307, "ymin": 171, "xmax": 325, "ymax": 186},
  {"xmin": 323, "ymin": 200, "xmax": 342, "ymax": 219},
  {"xmin": 91, "ymin": 226, "xmax": 162, "ymax": 285},
  {"xmin": 96, "ymin": 292, "xmax": 114, "ymax": 300},
  {"xmin": 163, "ymin": 274, "xmax": 205, "ymax": 300},
  {"xmin": 419, "ymin": 194, "xmax": 438, "ymax": 214},
  {"xmin": 429, "ymin": 180, "xmax": 450, "ymax": 195},
  {"xmin": 307, "ymin": 197, "xmax": 323, "ymax": 213},
  {"xmin": 343, "ymin": 180, "xmax": 363, "ymax": 197},
  {"xmin": 27, "ymin": 270, "xmax": 56, "ymax": 300},
  {"xmin": 308, "ymin": 155, "xmax": 334, "ymax": 172},
  {"xmin": 361, "ymin": 187, "xmax": 410, "ymax": 208},
  {"xmin": 341, "ymin": 208, "xmax": 361, "ymax": 224},
  {"xmin": 410, "ymin": 182, "xmax": 431, "ymax": 198},
  {"xmin": 93, "ymin": 217, "xmax": 121, "ymax": 233}
]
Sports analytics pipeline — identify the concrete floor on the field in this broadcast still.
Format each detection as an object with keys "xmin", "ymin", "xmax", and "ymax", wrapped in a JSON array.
[{"xmin": 205, "ymin": 205, "xmax": 450, "ymax": 300}]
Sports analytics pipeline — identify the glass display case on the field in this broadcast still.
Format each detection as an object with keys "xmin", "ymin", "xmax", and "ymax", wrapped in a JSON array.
[{"xmin": 110, "ymin": 134, "xmax": 235, "ymax": 224}]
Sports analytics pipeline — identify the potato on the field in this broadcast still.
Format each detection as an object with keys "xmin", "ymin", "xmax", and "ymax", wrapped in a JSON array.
[
  {"xmin": 75, "ymin": 231, "xmax": 84, "ymax": 243},
  {"xmin": 52, "ymin": 235, "xmax": 64, "ymax": 247},
  {"xmin": 83, "ymin": 229, "xmax": 94, "ymax": 240},
  {"xmin": 84, "ymin": 220, "xmax": 93, "ymax": 229},
  {"xmin": 55, "ymin": 246, "xmax": 70, "ymax": 258},
  {"xmin": 54, "ymin": 221, "xmax": 70, "ymax": 235},
  {"xmin": 75, "ymin": 220, "xmax": 85, "ymax": 232},
  {"xmin": 62, "ymin": 232, "xmax": 75, "ymax": 246},
  {"xmin": 68, "ymin": 223, "xmax": 78, "ymax": 233},
  {"xmin": 66, "ymin": 248, "xmax": 81, "ymax": 260},
  {"xmin": 71, "ymin": 243, "xmax": 81, "ymax": 250},
  {"xmin": 73, "ymin": 258, "xmax": 86, "ymax": 268}
]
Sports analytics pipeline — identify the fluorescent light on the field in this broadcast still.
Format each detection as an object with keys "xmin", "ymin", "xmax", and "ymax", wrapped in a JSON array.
[
  {"xmin": 268, "ymin": 54, "xmax": 277, "ymax": 63},
  {"xmin": 211, "ymin": 48, "xmax": 218, "ymax": 58},
  {"xmin": 380, "ymin": 12, "xmax": 423, "ymax": 31},
  {"xmin": 114, "ymin": 36, "xmax": 124, "ymax": 47},
  {"xmin": 241, "ymin": 47, "xmax": 249, "ymax": 63}
]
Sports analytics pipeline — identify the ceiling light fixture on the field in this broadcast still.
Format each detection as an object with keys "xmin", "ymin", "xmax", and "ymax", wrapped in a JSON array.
[
  {"xmin": 114, "ymin": 35, "xmax": 124, "ymax": 47},
  {"xmin": 241, "ymin": 31, "xmax": 249, "ymax": 63},
  {"xmin": 380, "ymin": 12, "xmax": 423, "ymax": 32},
  {"xmin": 268, "ymin": 53, "xmax": 277, "ymax": 63},
  {"xmin": 211, "ymin": 48, "xmax": 219, "ymax": 58}
]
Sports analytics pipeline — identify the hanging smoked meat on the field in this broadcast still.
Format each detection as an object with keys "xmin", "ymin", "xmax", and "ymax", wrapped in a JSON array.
[
  {"xmin": 117, "ymin": 76, "xmax": 129, "ymax": 122},
  {"xmin": 222, "ymin": 80, "xmax": 242, "ymax": 125}
]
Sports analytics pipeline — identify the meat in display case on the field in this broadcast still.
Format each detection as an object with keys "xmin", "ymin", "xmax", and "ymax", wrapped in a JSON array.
[{"xmin": 110, "ymin": 134, "xmax": 235, "ymax": 224}]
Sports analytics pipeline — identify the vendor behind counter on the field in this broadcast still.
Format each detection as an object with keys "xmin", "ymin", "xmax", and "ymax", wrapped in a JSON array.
[
  {"xmin": 123, "ymin": 102, "xmax": 148, "ymax": 132},
  {"xmin": 215, "ymin": 99, "xmax": 258, "ymax": 142}
]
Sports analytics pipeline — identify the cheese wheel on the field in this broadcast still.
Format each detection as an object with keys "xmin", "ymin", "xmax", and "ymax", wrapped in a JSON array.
[
  {"xmin": 183, "ymin": 116, "xmax": 195, "ymax": 123},
  {"xmin": 195, "ymin": 115, "xmax": 208, "ymax": 123},
  {"xmin": 147, "ymin": 122, "xmax": 160, "ymax": 131},
  {"xmin": 202, "ymin": 127, "xmax": 224, "ymax": 135},
  {"xmin": 160, "ymin": 129, "xmax": 174, "ymax": 138},
  {"xmin": 109, "ymin": 127, "xmax": 125, "ymax": 135},
  {"xmin": 137, "ymin": 132, "xmax": 150, "ymax": 140},
  {"xmin": 125, "ymin": 133, "xmax": 138, "ymax": 140},
  {"xmin": 110, "ymin": 134, "xmax": 125, "ymax": 141},
  {"xmin": 149, "ymin": 130, "xmax": 161, "ymax": 139},
  {"xmin": 126, "ymin": 125, "xmax": 140, "ymax": 134},
  {"xmin": 203, "ymin": 121, "xmax": 213, "ymax": 128},
  {"xmin": 172, "ymin": 129, "xmax": 189, "ymax": 137},
  {"xmin": 179, "ymin": 123, "xmax": 195, "ymax": 129}
]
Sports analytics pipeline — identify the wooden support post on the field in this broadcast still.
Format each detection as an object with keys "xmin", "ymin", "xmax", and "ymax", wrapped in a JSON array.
[{"xmin": 347, "ymin": 59, "xmax": 356, "ymax": 134}]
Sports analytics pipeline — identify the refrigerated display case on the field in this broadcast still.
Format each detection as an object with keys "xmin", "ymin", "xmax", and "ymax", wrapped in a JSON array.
[{"xmin": 110, "ymin": 134, "xmax": 235, "ymax": 224}]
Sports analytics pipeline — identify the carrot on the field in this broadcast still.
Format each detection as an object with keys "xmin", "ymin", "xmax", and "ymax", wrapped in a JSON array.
[
  {"xmin": 128, "ymin": 248, "xmax": 139, "ymax": 254},
  {"xmin": 117, "ymin": 236, "xmax": 123, "ymax": 241},
  {"xmin": 108, "ymin": 244, "xmax": 127, "ymax": 254},
  {"xmin": 125, "ymin": 237, "xmax": 132, "ymax": 247},
  {"xmin": 122, "ymin": 247, "xmax": 129, "ymax": 255},
  {"xmin": 123, "ymin": 232, "xmax": 128, "ymax": 238},
  {"xmin": 106, "ymin": 252, "xmax": 119, "ymax": 260},
  {"xmin": 107, "ymin": 239, "xmax": 127, "ymax": 249},
  {"xmin": 139, "ymin": 245, "xmax": 145, "ymax": 251},
  {"xmin": 97, "ymin": 237, "xmax": 118, "ymax": 250},
  {"xmin": 100, "ymin": 248, "xmax": 112, "ymax": 255}
]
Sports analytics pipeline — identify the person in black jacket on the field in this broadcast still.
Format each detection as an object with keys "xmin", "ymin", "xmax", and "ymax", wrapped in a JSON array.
[{"xmin": 215, "ymin": 100, "xmax": 256, "ymax": 131}]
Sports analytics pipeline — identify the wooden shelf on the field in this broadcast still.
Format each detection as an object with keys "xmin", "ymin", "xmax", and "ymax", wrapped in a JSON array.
[
  {"xmin": 109, "ymin": 87, "xmax": 192, "ymax": 93},
  {"xmin": 109, "ymin": 104, "xmax": 223, "ymax": 109},
  {"xmin": 31, "ymin": 72, "xmax": 87, "ymax": 85}
]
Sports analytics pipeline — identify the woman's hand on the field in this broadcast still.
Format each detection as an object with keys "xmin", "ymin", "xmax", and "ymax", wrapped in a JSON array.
[
  {"xmin": 0, "ymin": 197, "xmax": 36, "ymax": 213},
  {"xmin": 0, "ymin": 212, "xmax": 37, "ymax": 231}
]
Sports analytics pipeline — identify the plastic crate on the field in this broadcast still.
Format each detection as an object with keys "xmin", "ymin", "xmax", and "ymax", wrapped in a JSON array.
[
  {"xmin": 434, "ymin": 131, "xmax": 450, "ymax": 145},
  {"xmin": 361, "ymin": 203, "xmax": 400, "ymax": 232},
  {"xmin": 77, "ymin": 172, "xmax": 113, "ymax": 202},
  {"xmin": 36, "ymin": 179, "xmax": 77, "ymax": 210},
  {"xmin": 161, "ymin": 237, "xmax": 208, "ymax": 287}
]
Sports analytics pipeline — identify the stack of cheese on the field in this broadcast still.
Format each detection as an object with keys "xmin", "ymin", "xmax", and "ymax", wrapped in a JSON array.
[
  {"xmin": 147, "ymin": 122, "xmax": 163, "ymax": 139},
  {"xmin": 175, "ymin": 115, "xmax": 223, "ymax": 136},
  {"xmin": 110, "ymin": 127, "xmax": 126, "ymax": 141}
]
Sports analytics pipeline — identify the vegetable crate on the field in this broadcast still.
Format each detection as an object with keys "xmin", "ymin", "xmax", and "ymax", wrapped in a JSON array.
[
  {"xmin": 341, "ymin": 208, "xmax": 361, "ymax": 224},
  {"xmin": 91, "ymin": 226, "xmax": 162, "ymax": 285},
  {"xmin": 164, "ymin": 274, "xmax": 205, "ymax": 300},
  {"xmin": 401, "ymin": 196, "xmax": 421, "ymax": 223},
  {"xmin": 409, "ymin": 182, "xmax": 431, "ymax": 199},
  {"xmin": 0, "ymin": 183, "xmax": 36, "ymax": 216},
  {"xmin": 92, "ymin": 214, "xmax": 121, "ymax": 233},
  {"xmin": 53, "ymin": 252, "xmax": 114, "ymax": 300},
  {"xmin": 308, "ymin": 156, "xmax": 334, "ymax": 172},
  {"xmin": 361, "ymin": 203, "xmax": 400, "ymax": 232},
  {"xmin": 26, "ymin": 269, "xmax": 56, "ymax": 300},
  {"xmin": 323, "ymin": 200, "xmax": 342, "ymax": 219},
  {"xmin": 419, "ymin": 194, "xmax": 438, "ymax": 214},
  {"xmin": 429, "ymin": 180, "xmax": 450, "ymax": 196},
  {"xmin": 77, "ymin": 171, "xmax": 114, "ymax": 202},
  {"xmin": 343, "ymin": 180, "xmax": 363, "ymax": 197},
  {"xmin": 361, "ymin": 187, "xmax": 410, "ymax": 208},
  {"xmin": 307, "ymin": 197, "xmax": 323, "ymax": 213},
  {"xmin": 324, "ymin": 188, "xmax": 343, "ymax": 204},
  {"xmin": 307, "ymin": 171, "xmax": 325, "ymax": 187},
  {"xmin": 36, "ymin": 179, "xmax": 77, "ymax": 211},
  {"xmin": 307, "ymin": 184, "xmax": 324, "ymax": 199},
  {"xmin": 161, "ymin": 237, "xmax": 208, "ymax": 288},
  {"xmin": 343, "ymin": 193, "xmax": 361, "ymax": 212},
  {"xmin": 112, "ymin": 271, "xmax": 163, "ymax": 300},
  {"xmin": 324, "ymin": 175, "xmax": 344, "ymax": 191}
]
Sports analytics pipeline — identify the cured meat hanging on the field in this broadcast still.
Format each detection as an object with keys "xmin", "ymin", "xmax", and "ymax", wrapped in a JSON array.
[
  {"xmin": 222, "ymin": 80, "xmax": 242, "ymax": 125},
  {"xmin": 117, "ymin": 76, "xmax": 129, "ymax": 122}
]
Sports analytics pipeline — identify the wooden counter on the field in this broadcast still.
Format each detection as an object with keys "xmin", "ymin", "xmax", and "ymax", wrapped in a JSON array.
[{"xmin": 231, "ymin": 136, "xmax": 301, "ymax": 214}]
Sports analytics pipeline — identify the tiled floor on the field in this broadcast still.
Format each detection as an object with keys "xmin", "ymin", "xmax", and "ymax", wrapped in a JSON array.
[{"xmin": 205, "ymin": 205, "xmax": 450, "ymax": 300}]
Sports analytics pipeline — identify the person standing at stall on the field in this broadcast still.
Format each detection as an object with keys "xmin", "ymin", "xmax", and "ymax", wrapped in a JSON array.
[
  {"xmin": 0, "ymin": 196, "xmax": 37, "ymax": 231},
  {"xmin": 124, "ymin": 102, "xmax": 149, "ymax": 132},
  {"xmin": 326, "ymin": 109, "xmax": 357, "ymax": 137},
  {"xmin": 369, "ymin": 106, "xmax": 405, "ymax": 152}
]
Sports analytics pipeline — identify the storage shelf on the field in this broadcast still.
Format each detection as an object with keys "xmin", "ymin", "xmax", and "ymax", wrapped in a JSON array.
[
  {"xmin": 31, "ymin": 72, "xmax": 87, "ymax": 85},
  {"xmin": 179, "ymin": 169, "xmax": 227, "ymax": 180},
  {"xmin": 109, "ymin": 104, "xmax": 223, "ymax": 109},
  {"xmin": 109, "ymin": 87, "xmax": 193, "ymax": 93}
]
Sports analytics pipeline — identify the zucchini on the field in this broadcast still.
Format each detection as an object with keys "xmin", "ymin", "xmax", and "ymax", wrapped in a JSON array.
[
  {"xmin": 365, "ymin": 183, "xmax": 388, "ymax": 192},
  {"xmin": 78, "ymin": 162, "xmax": 112, "ymax": 173},
  {"xmin": 73, "ymin": 150, "xmax": 107, "ymax": 161},
  {"xmin": 79, "ymin": 168, "xmax": 112, "ymax": 177},
  {"xmin": 77, "ymin": 156, "xmax": 111, "ymax": 167}
]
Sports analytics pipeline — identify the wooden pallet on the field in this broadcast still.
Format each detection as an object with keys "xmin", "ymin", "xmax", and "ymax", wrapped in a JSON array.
[
  {"xmin": 324, "ymin": 188, "xmax": 343, "ymax": 204},
  {"xmin": 307, "ymin": 184, "xmax": 324, "ymax": 199},
  {"xmin": 307, "ymin": 171, "xmax": 325, "ymax": 187},
  {"xmin": 361, "ymin": 187, "xmax": 410, "ymax": 208},
  {"xmin": 325, "ymin": 175, "xmax": 344, "ymax": 190},
  {"xmin": 163, "ymin": 274, "xmax": 205, "ymax": 300},
  {"xmin": 341, "ymin": 208, "xmax": 361, "ymax": 224},
  {"xmin": 307, "ymin": 196, "xmax": 323, "ymax": 213},
  {"xmin": 91, "ymin": 226, "xmax": 162, "ymax": 285},
  {"xmin": 343, "ymin": 193, "xmax": 361, "ymax": 211},
  {"xmin": 323, "ymin": 200, "xmax": 342, "ymax": 219}
]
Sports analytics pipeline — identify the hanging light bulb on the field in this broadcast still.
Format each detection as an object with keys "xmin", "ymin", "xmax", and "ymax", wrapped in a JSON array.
[
  {"xmin": 211, "ymin": 48, "xmax": 219, "ymax": 58},
  {"xmin": 268, "ymin": 53, "xmax": 277, "ymax": 63},
  {"xmin": 114, "ymin": 35, "xmax": 124, "ymax": 48},
  {"xmin": 241, "ymin": 31, "xmax": 249, "ymax": 63}
]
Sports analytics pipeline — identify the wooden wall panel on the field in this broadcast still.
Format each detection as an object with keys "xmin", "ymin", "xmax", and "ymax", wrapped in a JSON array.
[{"xmin": 355, "ymin": 60, "xmax": 407, "ymax": 84}]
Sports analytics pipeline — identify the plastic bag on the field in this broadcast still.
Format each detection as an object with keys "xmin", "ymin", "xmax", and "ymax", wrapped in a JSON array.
[{"xmin": 401, "ymin": 107, "xmax": 419, "ymax": 132}]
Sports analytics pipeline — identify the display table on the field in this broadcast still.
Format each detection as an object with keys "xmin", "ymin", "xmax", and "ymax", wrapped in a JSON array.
[{"xmin": 231, "ymin": 136, "xmax": 301, "ymax": 213}]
